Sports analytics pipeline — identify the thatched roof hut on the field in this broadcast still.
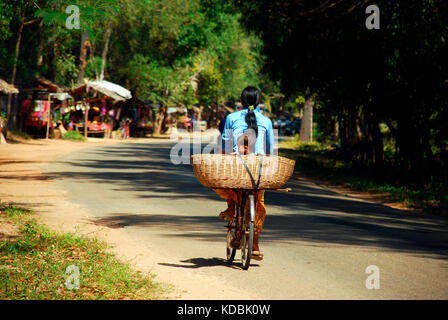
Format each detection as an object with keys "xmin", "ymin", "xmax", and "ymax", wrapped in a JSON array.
[
  {"xmin": 115, "ymin": 97, "xmax": 146, "ymax": 109},
  {"xmin": 34, "ymin": 77, "xmax": 70, "ymax": 93},
  {"xmin": 71, "ymin": 79, "xmax": 132, "ymax": 102},
  {"xmin": 0, "ymin": 79, "xmax": 19, "ymax": 94}
]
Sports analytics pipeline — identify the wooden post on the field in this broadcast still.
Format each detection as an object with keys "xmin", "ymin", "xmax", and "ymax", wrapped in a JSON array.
[
  {"xmin": 46, "ymin": 95, "xmax": 51, "ymax": 139},
  {"xmin": 84, "ymin": 104, "xmax": 88, "ymax": 138}
]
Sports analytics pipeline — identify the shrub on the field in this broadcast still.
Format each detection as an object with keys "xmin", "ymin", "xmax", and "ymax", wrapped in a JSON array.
[{"xmin": 62, "ymin": 131, "xmax": 87, "ymax": 141}]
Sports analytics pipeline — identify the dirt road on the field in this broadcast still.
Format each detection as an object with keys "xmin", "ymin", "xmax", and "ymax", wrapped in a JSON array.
[{"xmin": 1, "ymin": 138, "xmax": 448, "ymax": 299}]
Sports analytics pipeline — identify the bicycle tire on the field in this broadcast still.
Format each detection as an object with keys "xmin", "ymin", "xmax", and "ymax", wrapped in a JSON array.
[
  {"xmin": 241, "ymin": 194, "xmax": 255, "ymax": 270},
  {"xmin": 226, "ymin": 219, "xmax": 236, "ymax": 262},
  {"xmin": 241, "ymin": 221, "xmax": 254, "ymax": 270}
]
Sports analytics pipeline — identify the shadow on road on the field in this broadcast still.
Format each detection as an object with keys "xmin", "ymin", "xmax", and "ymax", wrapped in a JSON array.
[
  {"xmin": 45, "ymin": 142, "xmax": 448, "ymax": 260},
  {"xmin": 158, "ymin": 257, "xmax": 258, "ymax": 270}
]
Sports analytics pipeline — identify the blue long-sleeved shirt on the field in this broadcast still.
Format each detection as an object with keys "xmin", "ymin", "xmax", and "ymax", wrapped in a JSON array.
[{"xmin": 221, "ymin": 107, "xmax": 274, "ymax": 155}]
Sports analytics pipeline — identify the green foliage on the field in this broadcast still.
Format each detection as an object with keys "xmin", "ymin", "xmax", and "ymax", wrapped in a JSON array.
[
  {"xmin": 0, "ymin": 2, "xmax": 14, "ymax": 40},
  {"xmin": 279, "ymin": 140, "xmax": 448, "ymax": 215},
  {"xmin": 280, "ymin": 140, "xmax": 328, "ymax": 153},
  {"xmin": 0, "ymin": 112, "xmax": 7, "ymax": 123},
  {"xmin": 109, "ymin": 0, "xmax": 265, "ymax": 106},
  {"xmin": 0, "ymin": 205, "xmax": 166, "ymax": 299},
  {"xmin": 54, "ymin": 52, "xmax": 78, "ymax": 86},
  {"xmin": 2, "ymin": 205, "xmax": 32, "ymax": 219},
  {"xmin": 295, "ymin": 96, "xmax": 306, "ymax": 105},
  {"xmin": 35, "ymin": 0, "xmax": 120, "ymax": 35},
  {"xmin": 1, "ymin": 0, "xmax": 268, "ymax": 108},
  {"xmin": 0, "ymin": 0, "xmax": 43, "ymax": 79},
  {"xmin": 62, "ymin": 131, "xmax": 86, "ymax": 141}
]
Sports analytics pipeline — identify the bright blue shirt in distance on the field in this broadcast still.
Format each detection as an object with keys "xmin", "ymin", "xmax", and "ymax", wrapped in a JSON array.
[{"xmin": 221, "ymin": 107, "xmax": 274, "ymax": 155}]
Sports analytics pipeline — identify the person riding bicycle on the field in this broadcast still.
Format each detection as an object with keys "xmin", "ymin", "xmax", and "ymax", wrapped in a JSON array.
[{"xmin": 214, "ymin": 86, "xmax": 274, "ymax": 261}]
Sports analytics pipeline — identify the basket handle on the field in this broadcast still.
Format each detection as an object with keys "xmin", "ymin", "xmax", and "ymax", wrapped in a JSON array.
[{"xmin": 236, "ymin": 153, "xmax": 263, "ymax": 190}]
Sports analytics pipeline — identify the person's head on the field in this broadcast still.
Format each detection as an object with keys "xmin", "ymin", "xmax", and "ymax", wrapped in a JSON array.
[{"xmin": 241, "ymin": 86, "xmax": 261, "ymax": 137}]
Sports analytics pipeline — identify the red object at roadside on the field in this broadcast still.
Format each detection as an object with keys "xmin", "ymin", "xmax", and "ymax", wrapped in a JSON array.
[
  {"xmin": 22, "ymin": 99, "xmax": 31, "ymax": 116},
  {"xmin": 25, "ymin": 118, "xmax": 54, "ymax": 128},
  {"xmin": 124, "ymin": 122, "xmax": 130, "ymax": 137},
  {"xmin": 89, "ymin": 122, "xmax": 112, "ymax": 131}
]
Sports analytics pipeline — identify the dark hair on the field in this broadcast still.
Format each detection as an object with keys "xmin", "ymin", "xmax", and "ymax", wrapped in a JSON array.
[{"xmin": 241, "ymin": 86, "xmax": 261, "ymax": 137}]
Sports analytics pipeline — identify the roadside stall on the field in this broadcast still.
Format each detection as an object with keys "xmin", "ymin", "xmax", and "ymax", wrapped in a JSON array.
[
  {"xmin": 69, "ymin": 79, "xmax": 132, "ymax": 138},
  {"xmin": 162, "ymin": 105, "xmax": 187, "ymax": 134},
  {"xmin": 114, "ymin": 97, "xmax": 153, "ymax": 137},
  {"xmin": 22, "ymin": 77, "xmax": 72, "ymax": 138},
  {"xmin": 0, "ymin": 78, "xmax": 19, "ymax": 143},
  {"xmin": 205, "ymin": 104, "xmax": 234, "ymax": 129},
  {"xmin": 191, "ymin": 105, "xmax": 207, "ymax": 132}
]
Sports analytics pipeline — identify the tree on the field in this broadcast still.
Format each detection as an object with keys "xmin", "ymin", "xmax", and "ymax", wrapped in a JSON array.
[
  {"xmin": 36, "ymin": 0, "xmax": 120, "ymax": 84},
  {"xmin": 110, "ymin": 0, "xmax": 264, "ymax": 107},
  {"xmin": 1, "ymin": 0, "xmax": 268, "ymax": 137},
  {"xmin": 298, "ymin": 89, "xmax": 314, "ymax": 143},
  {"xmin": 1, "ymin": 0, "xmax": 42, "ymax": 126},
  {"xmin": 234, "ymin": 0, "xmax": 448, "ymax": 185}
]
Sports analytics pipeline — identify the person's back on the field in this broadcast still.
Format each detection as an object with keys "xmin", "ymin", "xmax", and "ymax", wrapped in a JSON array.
[
  {"xmin": 221, "ymin": 89, "xmax": 274, "ymax": 155},
  {"xmin": 222, "ymin": 107, "xmax": 274, "ymax": 154}
]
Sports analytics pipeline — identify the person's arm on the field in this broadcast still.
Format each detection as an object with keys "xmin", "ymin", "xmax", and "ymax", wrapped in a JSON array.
[
  {"xmin": 266, "ymin": 119, "xmax": 274, "ymax": 155},
  {"xmin": 221, "ymin": 116, "xmax": 232, "ymax": 154}
]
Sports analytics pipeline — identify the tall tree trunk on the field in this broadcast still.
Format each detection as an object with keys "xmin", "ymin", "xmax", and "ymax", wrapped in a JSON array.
[
  {"xmin": 396, "ymin": 118, "xmax": 413, "ymax": 174},
  {"xmin": 371, "ymin": 113, "xmax": 383, "ymax": 168},
  {"xmin": 348, "ymin": 106, "xmax": 363, "ymax": 164},
  {"xmin": 338, "ymin": 109, "xmax": 349, "ymax": 154},
  {"xmin": 99, "ymin": 25, "xmax": 112, "ymax": 81},
  {"xmin": 331, "ymin": 116, "xmax": 339, "ymax": 141},
  {"xmin": 7, "ymin": 17, "xmax": 25, "ymax": 127},
  {"xmin": 36, "ymin": 20, "xmax": 45, "ymax": 71},
  {"xmin": 299, "ymin": 90, "xmax": 314, "ymax": 142},
  {"xmin": 45, "ymin": 39, "xmax": 56, "ymax": 80},
  {"xmin": 89, "ymin": 39, "xmax": 98, "ymax": 79},
  {"xmin": 154, "ymin": 105, "xmax": 166, "ymax": 135},
  {"xmin": 422, "ymin": 126, "xmax": 436, "ymax": 178},
  {"xmin": 360, "ymin": 114, "xmax": 369, "ymax": 164},
  {"xmin": 77, "ymin": 31, "xmax": 89, "ymax": 85}
]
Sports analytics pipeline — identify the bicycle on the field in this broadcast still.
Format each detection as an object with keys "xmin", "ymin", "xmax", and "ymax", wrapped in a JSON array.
[
  {"xmin": 225, "ymin": 187, "xmax": 291, "ymax": 270},
  {"xmin": 225, "ymin": 189, "xmax": 257, "ymax": 270}
]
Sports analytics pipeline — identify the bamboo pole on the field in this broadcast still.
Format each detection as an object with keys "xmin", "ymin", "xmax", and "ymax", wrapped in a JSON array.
[{"xmin": 84, "ymin": 104, "xmax": 88, "ymax": 138}]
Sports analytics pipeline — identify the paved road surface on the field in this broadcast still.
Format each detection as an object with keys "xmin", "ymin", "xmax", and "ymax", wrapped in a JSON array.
[{"xmin": 41, "ymin": 139, "xmax": 448, "ymax": 299}]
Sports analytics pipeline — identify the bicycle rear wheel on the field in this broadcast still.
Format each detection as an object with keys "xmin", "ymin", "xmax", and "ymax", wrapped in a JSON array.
[{"xmin": 241, "ymin": 194, "xmax": 255, "ymax": 270}]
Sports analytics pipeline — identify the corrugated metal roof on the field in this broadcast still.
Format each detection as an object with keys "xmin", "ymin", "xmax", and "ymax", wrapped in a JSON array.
[{"xmin": 86, "ymin": 80, "xmax": 132, "ymax": 101}]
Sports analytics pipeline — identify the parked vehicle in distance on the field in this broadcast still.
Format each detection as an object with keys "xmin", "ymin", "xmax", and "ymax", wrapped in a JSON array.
[
  {"xmin": 285, "ymin": 118, "xmax": 301, "ymax": 136},
  {"xmin": 273, "ymin": 118, "xmax": 291, "ymax": 135}
]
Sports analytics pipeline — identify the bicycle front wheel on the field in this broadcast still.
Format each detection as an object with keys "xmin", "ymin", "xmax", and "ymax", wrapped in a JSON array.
[{"xmin": 226, "ymin": 219, "xmax": 237, "ymax": 262}]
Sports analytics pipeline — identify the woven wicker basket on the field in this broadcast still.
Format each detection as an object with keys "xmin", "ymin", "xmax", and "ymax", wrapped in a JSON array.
[{"xmin": 191, "ymin": 154, "xmax": 295, "ymax": 190}]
